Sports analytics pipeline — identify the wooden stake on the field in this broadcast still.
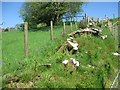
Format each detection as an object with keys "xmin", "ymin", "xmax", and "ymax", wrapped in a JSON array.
[
  {"xmin": 50, "ymin": 21, "xmax": 54, "ymax": 40},
  {"xmin": 75, "ymin": 22, "xmax": 77, "ymax": 30},
  {"xmin": 87, "ymin": 16, "xmax": 90, "ymax": 23},
  {"xmin": 105, "ymin": 15, "xmax": 107, "ymax": 20},
  {"xmin": 76, "ymin": 16, "xmax": 77, "ymax": 22},
  {"xmin": 97, "ymin": 18, "xmax": 100, "ymax": 23},
  {"xmin": 24, "ymin": 22, "xmax": 28, "ymax": 57},
  {"xmin": 75, "ymin": 16, "xmax": 78, "ymax": 30},
  {"xmin": 113, "ymin": 14, "xmax": 115, "ymax": 19},
  {"xmin": 85, "ymin": 13, "xmax": 87, "ymax": 22},
  {"xmin": 63, "ymin": 22, "xmax": 66, "ymax": 34},
  {"xmin": 70, "ymin": 22, "xmax": 72, "ymax": 31},
  {"xmin": 92, "ymin": 17, "xmax": 94, "ymax": 21}
]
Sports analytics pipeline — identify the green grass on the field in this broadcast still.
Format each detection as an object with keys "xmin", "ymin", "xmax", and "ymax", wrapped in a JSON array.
[{"xmin": 2, "ymin": 25, "xmax": 118, "ymax": 88}]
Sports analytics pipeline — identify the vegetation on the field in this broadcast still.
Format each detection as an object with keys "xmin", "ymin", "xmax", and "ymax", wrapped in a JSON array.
[
  {"xmin": 78, "ymin": 21, "xmax": 87, "ymax": 29},
  {"xmin": 4, "ymin": 28, "xmax": 9, "ymax": 32},
  {"xmin": 2, "ymin": 23, "xmax": 118, "ymax": 88},
  {"xmin": 19, "ymin": 2, "xmax": 84, "ymax": 28},
  {"xmin": 97, "ymin": 22, "xmax": 102, "ymax": 27}
]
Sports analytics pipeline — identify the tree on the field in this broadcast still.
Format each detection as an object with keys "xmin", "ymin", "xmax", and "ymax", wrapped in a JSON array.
[
  {"xmin": 15, "ymin": 23, "xmax": 24, "ymax": 30},
  {"xmin": 64, "ymin": 2, "xmax": 83, "ymax": 21},
  {"xmin": 19, "ymin": 2, "xmax": 84, "ymax": 28}
]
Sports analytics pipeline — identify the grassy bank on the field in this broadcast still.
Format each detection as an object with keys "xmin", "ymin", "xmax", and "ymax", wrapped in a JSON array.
[{"xmin": 2, "ymin": 25, "xmax": 118, "ymax": 88}]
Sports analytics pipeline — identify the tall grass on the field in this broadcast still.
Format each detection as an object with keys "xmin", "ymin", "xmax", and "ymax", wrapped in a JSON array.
[{"xmin": 2, "ymin": 25, "xmax": 118, "ymax": 88}]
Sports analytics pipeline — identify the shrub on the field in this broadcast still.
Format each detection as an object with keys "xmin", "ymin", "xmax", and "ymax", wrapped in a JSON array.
[
  {"xmin": 78, "ymin": 21, "xmax": 87, "ymax": 29},
  {"xmin": 37, "ymin": 23, "xmax": 47, "ymax": 28},
  {"xmin": 4, "ymin": 28, "xmax": 9, "ymax": 32},
  {"xmin": 65, "ymin": 21, "xmax": 75, "ymax": 25},
  {"xmin": 97, "ymin": 22, "xmax": 102, "ymax": 27}
]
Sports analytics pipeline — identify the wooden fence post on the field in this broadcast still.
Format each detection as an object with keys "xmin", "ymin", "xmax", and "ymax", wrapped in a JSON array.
[
  {"xmin": 75, "ymin": 16, "xmax": 78, "ymax": 30},
  {"xmin": 87, "ymin": 16, "xmax": 90, "ymax": 23},
  {"xmin": 113, "ymin": 14, "xmax": 115, "ymax": 19},
  {"xmin": 70, "ymin": 22, "xmax": 73, "ymax": 31},
  {"xmin": 105, "ymin": 15, "xmax": 107, "ymax": 20},
  {"xmin": 108, "ymin": 20, "xmax": 112, "ymax": 33},
  {"xmin": 82, "ymin": 17, "xmax": 85, "ymax": 21},
  {"xmin": 75, "ymin": 22, "xmax": 77, "ymax": 30},
  {"xmin": 76, "ymin": 16, "xmax": 77, "ymax": 22},
  {"xmin": 50, "ymin": 21, "xmax": 54, "ymax": 40},
  {"xmin": 92, "ymin": 17, "xmax": 94, "ymax": 21},
  {"xmin": 63, "ymin": 22, "xmax": 66, "ymax": 35},
  {"xmin": 113, "ymin": 26, "xmax": 115, "ymax": 37},
  {"xmin": 97, "ymin": 18, "xmax": 100, "ymax": 23},
  {"xmin": 85, "ymin": 13, "xmax": 87, "ymax": 22},
  {"xmin": 24, "ymin": 22, "xmax": 28, "ymax": 57},
  {"xmin": 102, "ymin": 19, "xmax": 103, "ymax": 26}
]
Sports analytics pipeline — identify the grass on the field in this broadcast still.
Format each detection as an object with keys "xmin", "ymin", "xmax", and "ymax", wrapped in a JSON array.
[{"xmin": 2, "ymin": 24, "xmax": 118, "ymax": 88}]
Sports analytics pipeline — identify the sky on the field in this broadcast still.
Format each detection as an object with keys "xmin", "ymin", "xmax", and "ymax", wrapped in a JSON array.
[
  {"xmin": 2, "ymin": 2, "xmax": 23, "ymax": 28},
  {"xmin": 1, "ymin": 2, "xmax": 119, "ymax": 28},
  {"xmin": 81, "ymin": 2, "xmax": 118, "ymax": 19}
]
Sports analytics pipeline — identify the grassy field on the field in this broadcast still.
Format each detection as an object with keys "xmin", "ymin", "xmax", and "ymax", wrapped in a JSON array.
[{"xmin": 2, "ymin": 24, "xmax": 118, "ymax": 88}]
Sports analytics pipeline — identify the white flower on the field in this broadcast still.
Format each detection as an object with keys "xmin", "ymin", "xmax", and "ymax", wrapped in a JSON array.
[{"xmin": 85, "ymin": 51, "xmax": 88, "ymax": 54}]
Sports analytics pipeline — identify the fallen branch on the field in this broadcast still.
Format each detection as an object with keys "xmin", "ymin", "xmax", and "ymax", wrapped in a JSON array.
[
  {"xmin": 67, "ymin": 40, "xmax": 78, "ymax": 50},
  {"xmin": 68, "ymin": 28, "xmax": 101, "ymax": 37},
  {"xmin": 39, "ymin": 64, "xmax": 51, "ymax": 68}
]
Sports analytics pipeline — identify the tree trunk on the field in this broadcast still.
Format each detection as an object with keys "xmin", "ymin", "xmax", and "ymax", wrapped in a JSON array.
[
  {"xmin": 46, "ymin": 21, "xmax": 51, "ymax": 26},
  {"xmin": 56, "ymin": 14, "xmax": 59, "ymax": 25},
  {"xmin": 53, "ymin": 14, "xmax": 60, "ymax": 25}
]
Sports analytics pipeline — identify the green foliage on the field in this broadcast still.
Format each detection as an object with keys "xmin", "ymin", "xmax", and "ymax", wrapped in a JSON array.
[
  {"xmin": 15, "ymin": 23, "xmax": 24, "ymax": 30},
  {"xmin": 97, "ymin": 22, "xmax": 102, "ymax": 27},
  {"xmin": 19, "ymin": 2, "xmax": 84, "ymax": 27},
  {"xmin": 78, "ymin": 21, "xmax": 87, "ymax": 29},
  {"xmin": 2, "ymin": 25, "xmax": 118, "ymax": 88},
  {"xmin": 37, "ymin": 23, "xmax": 47, "ymax": 28},
  {"xmin": 4, "ymin": 28, "xmax": 9, "ymax": 32},
  {"xmin": 55, "ymin": 53, "xmax": 65, "ymax": 63}
]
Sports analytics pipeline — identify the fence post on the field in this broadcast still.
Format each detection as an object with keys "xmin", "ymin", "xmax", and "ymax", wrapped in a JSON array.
[
  {"xmin": 76, "ymin": 16, "xmax": 77, "ymax": 22},
  {"xmin": 102, "ymin": 19, "xmax": 103, "ymax": 26},
  {"xmin": 85, "ymin": 13, "xmax": 87, "ymax": 22},
  {"xmin": 70, "ymin": 22, "xmax": 73, "ymax": 31},
  {"xmin": 108, "ymin": 20, "xmax": 112, "ymax": 33},
  {"xmin": 24, "ymin": 22, "xmax": 28, "ymax": 57},
  {"xmin": 97, "ymin": 18, "xmax": 100, "ymax": 23},
  {"xmin": 50, "ymin": 21, "xmax": 54, "ymax": 40},
  {"xmin": 75, "ymin": 22, "xmax": 77, "ymax": 30},
  {"xmin": 105, "ymin": 15, "xmax": 107, "ymax": 20},
  {"xmin": 87, "ymin": 16, "xmax": 90, "ymax": 23},
  {"xmin": 63, "ymin": 22, "xmax": 66, "ymax": 35},
  {"xmin": 82, "ymin": 17, "xmax": 85, "ymax": 22},
  {"xmin": 75, "ymin": 16, "xmax": 78, "ymax": 30},
  {"xmin": 113, "ymin": 14, "xmax": 115, "ymax": 19},
  {"xmin": 92, "ymin": 17, "xmax": 94, "ymax": 21}
]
